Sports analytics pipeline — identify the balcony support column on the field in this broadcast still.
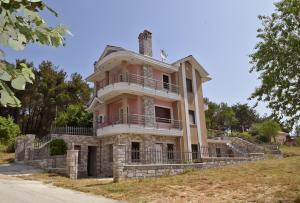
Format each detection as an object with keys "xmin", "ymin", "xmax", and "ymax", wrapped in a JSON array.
[
  {"xmin": 181, "ymin": 62, "xmax": 192, "ymax": 154},
  {"xmin": 192, "ymin": 67, "xmax": 203, "ymax": 152}
]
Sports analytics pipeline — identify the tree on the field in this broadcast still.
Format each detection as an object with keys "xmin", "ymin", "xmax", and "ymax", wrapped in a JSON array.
[
  {"xmin": 55, "ymin": 104, "xmax": 93, "ymax": 128},
  {"xmin": 217, "ymin": 103, "xmax": 238, "ymax": 132},
  {"xmin": 0, "ymin": 0, "xmax": 70, "ymax": 107},
  {"xmin": 232, "ymin": 103, "xmax": 260, "ymax": 132},
  {"xmin": 256, "ymin": 119, "xmax": 281, "ymax": 143},
  {"xmin": 0, "ymin": 116, "xmax": 20, "ymax": 152},
  {"xmin": 204, "ymin": 99, "xmax": 238, "ymax": 132},
  {"xmin": 0, "ymin": 60, "xmax": 91, "ymax": 136},
  {"xmin": 204, "ymin": 98, "xmax": 219, "ymax": 130},
  {"xmin": 249, "ymin": 0, "xmax": 300, "ymax": 128}
]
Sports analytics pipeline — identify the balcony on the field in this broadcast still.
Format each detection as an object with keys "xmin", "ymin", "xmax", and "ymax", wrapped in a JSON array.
[
  {"xmin": 96, "ymin": 113, "xmax": 183, "ymax": 137},
  {"xmin": 96, "ymin": 73, "xmax": 181, "ymax": 101}
]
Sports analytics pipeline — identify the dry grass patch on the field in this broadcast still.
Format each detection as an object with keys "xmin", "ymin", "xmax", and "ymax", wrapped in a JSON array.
[
  {"xmin": 0, "ymin": 151, "xmax": 14, "ymax": 165},
  {"xmin": 20, "ymin": 147, "xmax": 300, "ymax": 203}
]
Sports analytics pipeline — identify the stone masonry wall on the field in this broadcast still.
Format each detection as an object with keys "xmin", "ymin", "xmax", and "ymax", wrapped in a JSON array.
[
  {"xmin": 122, "ymin": 156, "xmax": 265, "ymax": 179},
  {"xmin": 51, "ymin": 134, "xmax": 101, "ymax": 178},
  {"xmin": 143, "ymin": 96, "xmax": 155, "ymax": 127}
]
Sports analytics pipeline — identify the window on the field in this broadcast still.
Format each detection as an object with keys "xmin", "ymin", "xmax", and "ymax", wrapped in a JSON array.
[
  {"xmin": 186, "ymin": 78, "xmax": 193, "ymax": 93},
  {"xmin": 163, "ymin": 74, "xmax": 170, "ymax": 90},
  {"xmin": 167, "ymin": 144, "xmax": 174, "ymax": 160},
  {"xmin": 74, "ymin": 145, "xmax": 81, "ymax": 164},
  {"xmin": 192, "ymin": 144, "xmax": 198, "ymax": 160},
  {"xmin": 131, "ymin": 142, "xmax": 140, "ymax": 162},
  {"xmin": 155, "ymin": 106, "xmax": 171, "ymax": 123},
  {"xmin": 108, "ymin": 144, "xmax": 113, "ymax": 162},
  {"xmin": 189, "ymin": 110, "xmax": 195, "ymax": 125},
  {"xmin": 216, "ymin": 148, "xmax": 221, "ymax": 157}
]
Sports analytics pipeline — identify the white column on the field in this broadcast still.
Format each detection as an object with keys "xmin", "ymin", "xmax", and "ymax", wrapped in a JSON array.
[
  {"xmin": 192, "ymin": 67, "xmax": 202, "ymax": 149},
  {"xmin": 181, "ymin": 62, "xmax": 192, "ymax": 153}
]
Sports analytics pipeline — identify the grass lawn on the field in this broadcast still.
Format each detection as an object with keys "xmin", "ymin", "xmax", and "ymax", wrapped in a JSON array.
[{"xmin": 19, "ymin": 146, "xmax": 300, "ymax": 203}]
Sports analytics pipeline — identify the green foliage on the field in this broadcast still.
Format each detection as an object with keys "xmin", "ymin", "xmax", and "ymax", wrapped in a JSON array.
[
  {"xmin": 49, "ymin": 139, "xmax": 67, "ymax": 156},
  {"xmin": 0, "ymin": 0, "xmax": 70, "ymax": 108},
  {"xmin": 0, "ymin": 60, "xmax": 35, "ymax": 107},
  {"xmin": 55, "ymin": 104, "xmax": 92, "ymax": 127},
  {"xmin": 205, "ymin": 99, "xmax": 259, "ymax": 132},
  {"xmin": 0, "ymin": 60, "xmax": 91, "ymax": 135},
  {"xmin": 250, "ymin": 0, "xmax": 300, "ymax": 127},
  {"xmin": 256, "ymin": 119, "xmax": 281, "ymax": 142},
  {"xmin": 0, "ymin": 116, "xmax": 20, "ymax": 152},
  {"xmin": 231, "ymin": 103, "xmax": 260, "ymax": 132},
  {"xmin": 229, "ymin": 131, "xmax": 254, "ymax": 142}
]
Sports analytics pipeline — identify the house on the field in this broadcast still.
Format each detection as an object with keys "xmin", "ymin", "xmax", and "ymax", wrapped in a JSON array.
[
  {"xmin": 15, "ymin": 30, "xmax": 268, "ymax": 180},
  {"xmin": 271, "ymin": 131, "xmax": 289, "ymax": 145},
  {"xmin": 86, "ymin": 30, "xmax": 211, "ymax": 170}
]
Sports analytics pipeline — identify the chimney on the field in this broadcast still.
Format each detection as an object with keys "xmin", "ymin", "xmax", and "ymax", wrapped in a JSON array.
[{"xmin": 138, "ymin": 30, "xmax": 152, "ymax": 57}]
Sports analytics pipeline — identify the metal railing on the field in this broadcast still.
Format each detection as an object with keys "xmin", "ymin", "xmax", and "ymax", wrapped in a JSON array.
[
  {"xmin": 125, "ymin": 146, "xmax": 247, "ymax": 165},
  {"xmin": 51, "ymin": 126, "xmax": 93, "ymax": 136},
  {"xmin": 96, "ymin": 73, "xmax": 180, "ymax": 94},
  {"xmin": 98, "ymin": 113, "xmax": 182, "ymax": 130},
  {"xmin": 33, "ymin": 134, "xmax": 52, "ymax": 149}
]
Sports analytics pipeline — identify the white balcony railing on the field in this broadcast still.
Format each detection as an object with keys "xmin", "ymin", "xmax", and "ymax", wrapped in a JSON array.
[
  {"xmin": 96, "ymin": 73, "xmax": 179, "ymax": 94},
  {"xmin": 97, "ymin": 113, "xmax": 182, "ymax": 130}
]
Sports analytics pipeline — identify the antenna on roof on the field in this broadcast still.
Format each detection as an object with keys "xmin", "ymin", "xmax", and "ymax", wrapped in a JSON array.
[{"xmin": 160, "ymin": 49, "xmax": 168, "ymax": 62}]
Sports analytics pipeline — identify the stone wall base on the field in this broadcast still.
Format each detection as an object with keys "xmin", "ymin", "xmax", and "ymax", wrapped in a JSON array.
[{"xmin": 122, "ymin": 156, "xmax": 265, "ymax": 178}]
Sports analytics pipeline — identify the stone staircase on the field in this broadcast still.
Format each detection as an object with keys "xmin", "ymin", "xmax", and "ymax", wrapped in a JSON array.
[
  {"xmin": 34, "ymin": 134, "xmax": 52, "ymax": 149},
  {"xmin": 227, "ymin": 137, "xmax": 281, "ymax": 156}
]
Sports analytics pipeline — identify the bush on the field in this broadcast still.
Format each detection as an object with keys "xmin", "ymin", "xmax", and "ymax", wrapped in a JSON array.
[
  {"xmin": 49, "ymin": 139, "xmax": 67, "ymax": 156},
  {"xmin": 0, "ymin": 116, "xmax": 21, "ymax": 152},
  {"xmin": 229, "ymin": 131, "xmax": 254, "ymax": 142}
]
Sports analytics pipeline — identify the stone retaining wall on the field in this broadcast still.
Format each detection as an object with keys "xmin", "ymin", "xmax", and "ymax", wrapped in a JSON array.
[
  {"xmin": 121, "ymin": 156, "xmax": 265, "ymax": 179},
  {"xmin": 27, "ymin": 155, "xmax": 66, "ymax": 170}
]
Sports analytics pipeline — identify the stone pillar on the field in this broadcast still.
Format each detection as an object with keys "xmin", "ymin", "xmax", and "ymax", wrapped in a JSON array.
[
  {"xmin": 15, "ymin": 137, "xmax": 25, "ymax": 162},
  {"xmin": 66, "ymin": 150, "xmax": 79, "ymax": 180},
  {"xmin": 24, "ymin": 134, "xmax": 35, "ymax": 162},
  {"xmin": 143, "ymin": 96, "xmax": 155, "ymax": 127},
  {"xmin": 113, "ymin": 143, "xmax": 126, "ymax": 182},
  {"xmin": 143, "ymin": 65, "xmax": 153, "ymax": 88}
]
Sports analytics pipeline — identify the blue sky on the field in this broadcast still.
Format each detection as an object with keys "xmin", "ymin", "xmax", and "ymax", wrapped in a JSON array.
[{"xmin": 3, "ymin": 0, "xmax": 277, "ymax": 115}]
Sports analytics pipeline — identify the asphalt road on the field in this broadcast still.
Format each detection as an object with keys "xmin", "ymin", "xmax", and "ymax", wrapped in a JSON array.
[{"xmin": 0, "ymin": 173, "xmax": 120, "ymax": 203}]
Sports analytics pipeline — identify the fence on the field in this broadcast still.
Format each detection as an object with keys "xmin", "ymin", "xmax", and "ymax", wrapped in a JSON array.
[
  {"xmin": 51, "ymin": 126, "xmax": 93, "ymax": 136},
  {"xmin": 96, "ymin": 73, "xmax": 180, "ymax": 94},
  {"xmin": 124, "ymin": 146, "xmax": 244, "ymax": 165},
  {"xmin": 98, "ymin": 113, "xmax": 182, "ymax": 130}
]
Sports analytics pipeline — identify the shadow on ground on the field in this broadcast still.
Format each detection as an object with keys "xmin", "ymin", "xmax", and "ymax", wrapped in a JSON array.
[{"xmin": 0, "ymin": 162, "xmax": 43, "ymax": 176}]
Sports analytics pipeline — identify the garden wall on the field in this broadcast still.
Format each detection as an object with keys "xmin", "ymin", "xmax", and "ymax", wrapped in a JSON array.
[{"xmin": 121, "ymin": 156, "xmax": 265, "ymax": 179}]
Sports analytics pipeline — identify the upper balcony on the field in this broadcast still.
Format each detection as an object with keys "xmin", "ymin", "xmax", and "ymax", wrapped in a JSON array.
[
  {"xmin": 96, "ymin": 113, "xmax": 183, "ymax": 137},
  {"xmin": 96, "ymin": 73, "xmax": 181, "ymax": 102}
]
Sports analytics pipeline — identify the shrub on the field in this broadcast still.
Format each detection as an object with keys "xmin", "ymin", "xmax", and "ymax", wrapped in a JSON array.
[
  {"xmin": 49, "ymin": 139, "xmax": 67, "ymax": 156},
  {"xmin": 0, "ymin": 116, "xmax": 21, "ymax": 152},
  {"xmin": 256, "ymin": 120, "xmax": 281, "ymax": 143}
]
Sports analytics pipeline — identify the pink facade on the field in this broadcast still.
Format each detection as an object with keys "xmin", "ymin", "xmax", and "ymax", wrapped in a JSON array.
[{"xmin": 154, "ymin": 99, "xmax": 173, "ymax": 109}]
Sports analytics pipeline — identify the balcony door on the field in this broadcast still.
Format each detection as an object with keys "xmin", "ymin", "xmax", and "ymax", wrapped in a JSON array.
[
  {"xmin": 155, "ymin": 106, "xmax": 171, "ymax": 124},
  {"xmin": 163, "ymin": 74, "xmax": 170, "ymax": 90}
]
